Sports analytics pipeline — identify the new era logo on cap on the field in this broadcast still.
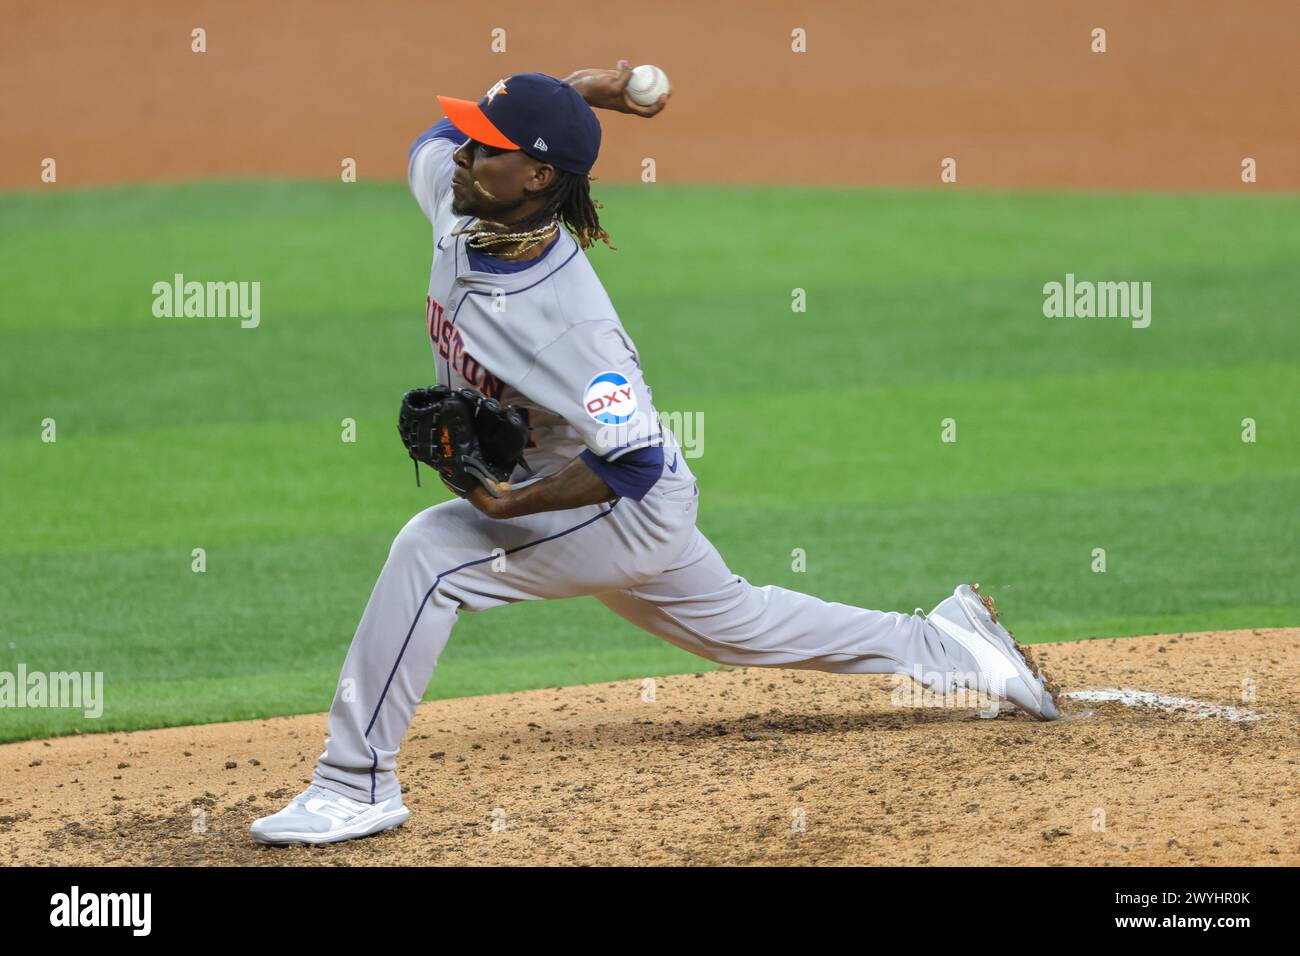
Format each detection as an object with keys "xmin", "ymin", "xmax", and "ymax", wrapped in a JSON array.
[{"xmin": 436, "ymin": 73, "xmax": 602, "ymax": 175}]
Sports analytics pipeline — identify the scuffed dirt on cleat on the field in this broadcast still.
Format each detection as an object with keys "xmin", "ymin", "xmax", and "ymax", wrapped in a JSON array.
[
  {"xmin": 972, "ymin": 584, "xmax": 1063, "ymax": 705},
  {"xmin": 1013, "ymin": 634, "xmax": 1063, "ymax": 704},
  {"xmin": 971, "ymin": 583, "xmax": 999, "ymax": 623}
]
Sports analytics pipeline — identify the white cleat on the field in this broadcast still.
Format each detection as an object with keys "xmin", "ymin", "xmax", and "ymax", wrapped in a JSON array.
[
  {"xmin": 250, "ymin": 785, "xmax": 410, "ymax": 845},
  {"xmin": 925, "ymin": 584, "xmax": 1060, "ymax": 721}
]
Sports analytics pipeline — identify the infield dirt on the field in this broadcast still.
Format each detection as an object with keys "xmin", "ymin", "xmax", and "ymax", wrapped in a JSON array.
[
  {"xmin": 4, "ymin": 0, "xmax": 1299, "ymax": 190},
  {"xmin": 3, "ymin": 628, "xmax": 1296, "ymax": 866}
]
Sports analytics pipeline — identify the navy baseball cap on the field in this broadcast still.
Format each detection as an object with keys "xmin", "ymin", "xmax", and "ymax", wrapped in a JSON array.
[{"xmin": 437, "ymin": 73, "xmax": 602, "ymax": 175}]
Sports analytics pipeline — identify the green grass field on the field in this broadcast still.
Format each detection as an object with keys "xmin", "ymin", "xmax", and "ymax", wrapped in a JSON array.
[{"xmin": 2, "ymin": 182, "xmax": 1297, "ymax": 743}]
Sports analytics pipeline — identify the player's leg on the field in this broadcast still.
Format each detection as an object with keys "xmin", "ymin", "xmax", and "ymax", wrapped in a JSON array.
[
  {"xmin": 307, "ymin": 494, "xmax": 693, "ymax": 808},
  {"xmin": 594, "ymin": 527, "xmax": 954, "ymax": 674},
  {"xmin": 594, "ymin": 527, "xmax": 1057, "ymax": 718}
]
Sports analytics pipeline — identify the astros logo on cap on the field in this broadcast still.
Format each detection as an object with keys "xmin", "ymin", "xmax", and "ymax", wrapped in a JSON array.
[{"xmin": 436, "ymin": 72, "xmax": 602, "ymax": 175}]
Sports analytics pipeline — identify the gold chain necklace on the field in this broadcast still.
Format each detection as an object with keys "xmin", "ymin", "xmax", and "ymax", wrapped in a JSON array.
[{"xmin": 455, "ymin": 218, "xmax": 560, "ymax": 260}]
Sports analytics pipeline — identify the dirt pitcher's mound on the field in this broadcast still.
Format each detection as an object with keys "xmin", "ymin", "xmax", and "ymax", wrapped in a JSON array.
[{"xmin": 2, "ymin": 628, "xmax": 1297, "ymax": 866}]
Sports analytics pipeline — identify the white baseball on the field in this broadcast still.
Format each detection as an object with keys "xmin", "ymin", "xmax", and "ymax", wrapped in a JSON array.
[{"xmin": 626, "ymin": 64, "xmax": 670, "ymax": 106}]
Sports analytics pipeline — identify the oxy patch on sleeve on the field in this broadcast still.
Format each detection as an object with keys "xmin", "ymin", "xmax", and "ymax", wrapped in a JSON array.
[{"xmin": 583, "ymin": 371, "xmax": 638, "ymax": 425}]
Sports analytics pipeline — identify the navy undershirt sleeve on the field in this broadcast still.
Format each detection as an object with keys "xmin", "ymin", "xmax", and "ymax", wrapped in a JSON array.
[{"xmin": 579, "ymin": 445, "xmax": 663, "ymax": 501}]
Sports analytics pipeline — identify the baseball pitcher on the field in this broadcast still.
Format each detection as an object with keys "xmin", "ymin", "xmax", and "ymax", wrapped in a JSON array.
[{"xmin": 251, "ymin": 62, "xmax": 1059, "ymax": 846}]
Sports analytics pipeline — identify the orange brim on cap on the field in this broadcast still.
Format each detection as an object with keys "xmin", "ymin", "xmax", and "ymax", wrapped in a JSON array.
[{"xmin": 436, "ymin": 95, "xmax": 520, "ymax": 150}]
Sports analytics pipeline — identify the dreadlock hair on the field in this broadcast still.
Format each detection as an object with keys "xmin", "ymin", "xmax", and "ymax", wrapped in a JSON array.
[
  {"xmin": 457, "ymin": 169, "xmax": 614, "ymax": 256},
  {"xmin": 535, "ymin": 169, "xmax": 614, "ymax": 252}
]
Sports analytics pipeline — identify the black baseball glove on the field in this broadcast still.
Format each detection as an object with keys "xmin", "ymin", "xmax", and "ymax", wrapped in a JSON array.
[{"xmin": 397, "ymin": 385, "xmax": 533, "ymax": 498}]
